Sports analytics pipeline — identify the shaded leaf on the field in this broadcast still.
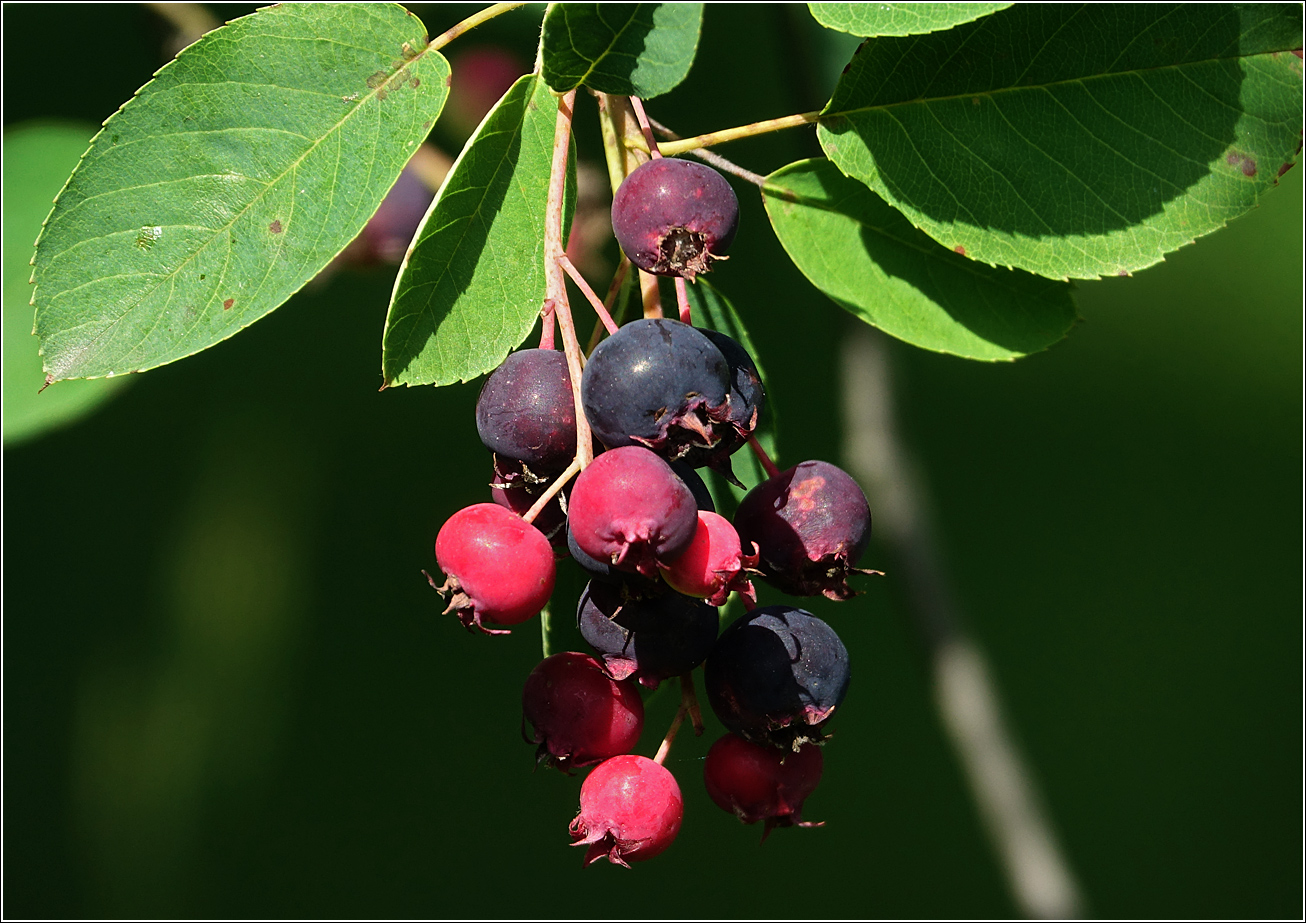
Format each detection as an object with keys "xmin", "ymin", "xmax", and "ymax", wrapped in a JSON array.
[
  {"xmin": 541, "ymin": 4, "xmax": 703, "ymax": 98},
  {"xmin": 764, "ymin": 159, "xmax": 1077, "ymax": 360},
  {"xmin": 818, "ymin": 4, "xmax": 1304, "ymax": 279},
  {"xmin": 4, "ymin": 123, "xmax": 129, "ymax": 444},
  {"xmin": 809, "ymin": 3, "xmax": 1011, "ymax": 37},
  {"xmin": 33, "ymin": 3, "xmax": 449, "ymax": 382},
  {"xmin": 382, "ymin": 75, "xmax": 576, "ymax": 387}
]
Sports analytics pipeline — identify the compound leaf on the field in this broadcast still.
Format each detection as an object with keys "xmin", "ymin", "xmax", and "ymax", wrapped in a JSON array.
[
  {"xmin": 764, "ymin": 159, "xmax": 1077, "ymax": 360},
  {"xmin": 31, "ymin": 3, "xmax": 449, "ymax": 383},
  {"xmin": 808, "ymin": 3, "xmax": 1012, "ymax": 37},
  {"xmin": 5, "ymin": 123, "xmax": 129, "ymax": 445},
  {"xmin": 818, "ymin": 4, "xmax": 1304, "ymax": 280},
  {"xmin": 382, "ymin": 75, "xmax": 576, "ymax": 388},
  {"xmin": 541, "ymin": 4, "xmax": 703, "ymax": 98}
]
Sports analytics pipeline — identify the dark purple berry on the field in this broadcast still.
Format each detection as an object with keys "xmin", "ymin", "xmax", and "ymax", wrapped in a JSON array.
[
  {"xmin": 570, "ymin": 755, "xmax": 683, "ymax": 867},
  {"xmin": 733, "ymin": 460, "xmax": 878, "ymax": 600},
  {"xmin": 703, "ymin": 733, "xmax": 824, "ymax": 838},
  {"xmin": 490, "ymin": 456, "xmax": 569, "ymax": 546},
  {"xmin": 704, "ymin": 605, "xmax": 850, "ymax": 749},
  {"xmin": 476, "ymin": 348, "xmax": 576, "ymax": 472},
  {"xmin": 683, "ymin": 329, "xmax": 765, "ymax": 482},
  {"xmin": 521, "ymin": 652, "xmax": 644, "ymax": 772},
  {"xmin": 577, "ymin": 580, "xmax": 719, "ymax": 689},
  {"xmin": 568, "ymin": 447, "xmax": 698, "ymax": 578},
  {"xmin": 581, "ymin": 318, "xmax": 732, "ymax": 462},
  {"xmin": 611, "ymin": 158, "xmax": 739, "ymax": 279}
]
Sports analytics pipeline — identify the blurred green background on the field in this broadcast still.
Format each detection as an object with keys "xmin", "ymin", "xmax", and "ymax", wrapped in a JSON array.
[{"xmin": 4, "ymin": 4, "xmax": 1301, "ymax": 918}]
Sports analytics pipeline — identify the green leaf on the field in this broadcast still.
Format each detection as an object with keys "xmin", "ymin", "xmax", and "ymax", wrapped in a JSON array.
[
  {"xmin": 32, "ymin": 3, "xmax": 449, "ymax": 382},
  {"xmin": 5, "ymin": 123, "xmax": 130, "ymax": 444},
  {"xmin": 382, "ymin": 75, "xmax": 576, "ymax": 387},
  {"xmin": 684, "ymin": 279, "xmax": 779, "ymax": 503},
  {"xmin": 764, "ymin": 159, "xmax": 1077, "ymax": 360},
  {"xmin": 818, "ymin": 4, "xmax": 1305, "ymax": 280},
  {"xmin": 808, "ymin": 3, "xmax": 1012, "ymax": 37},
  {"xmin": 541, "ymin": 3, "xmax": 703, "ymax": 98}
]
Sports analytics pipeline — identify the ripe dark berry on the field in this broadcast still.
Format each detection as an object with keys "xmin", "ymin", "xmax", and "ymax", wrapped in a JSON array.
[
  {"xmin": 611, "ymin": 158, "xmax": 739, "ymax": 279},
  {"xmin": 569, "ymin": 754, "xmax": 684, "ymax": 867},
  {"xmin": 490, "ymin": 456, "xmax": 568, "ymax": 546},
  {"xmin": 568, "ymin": 446, "xmax": 698, "ymax": 578},
  {"xmin": 581, "ymin": 318, "xmax": 732, "ymax": 461},
  {"xmin": 703, "ymin": 733, "xmax": 824, "ymax": 837},
  {"xmin": 577, "ymin": 580, "xmax": 719, "ymax": 688},
  {"xmin": 475, "ymin": 348, "xmax": 577, "ymax": 472},
  {"xmin": 521, "ymin": 652, "xmax": 644, "ymax": 772},
  {"xmin": 660, "ymin": 511, "xmax": 758, "ymax": 607},
  {"xmin": 430, "ymin": 503, "xmax": 555, "ymax": 634},
  {"xmin": 733, "ymin": 460, "xmax": 878, "ymax": 600},
  {"xmin": 705, "ymin": 605, "xmax": 850, "ymax": 748},
  {"xmin": 683, "ymin": 329, "xmax": 766, "ymax": 482}
]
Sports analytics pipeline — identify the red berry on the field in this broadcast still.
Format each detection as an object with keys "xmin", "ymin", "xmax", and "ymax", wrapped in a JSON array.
[
  {"xmin": 568, "ymin": 447, "xmax": 698, "ymax": 578},
  {"xmin": 660, "ymin": 510, "xmax": 758, "ymax": 606},
  {"xmin": 430, "ymin": 503, "xmax": 555, "ymax": 635},
  {"xmin": 703, "ymin": 733, "xmax": 824, "ymax": 839},
  {"xmin": 611, "ymin": 159, "xmax": 739, "ymax": 279},
  {"xmin": 569, "ymin": 755, "xmax": 683, "ymax": 867},
  {"xmin": 522, "ymin": 652, "xmax": 644, "ymax": 772}
]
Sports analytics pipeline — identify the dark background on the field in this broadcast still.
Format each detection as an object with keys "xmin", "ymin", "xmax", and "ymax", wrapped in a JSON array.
[{"xmin": 4, "ymin": 4, "xmax": 1301, "ymax": 918}]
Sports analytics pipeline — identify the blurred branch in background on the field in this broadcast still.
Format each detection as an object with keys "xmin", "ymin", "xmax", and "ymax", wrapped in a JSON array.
[
  {"xmin": 146, "ymin": 2, "xmax": 221, "ymax": 58},
  {"xmin": 841, "ymin": 323, "xmax": 1086, "ymax": 920}
]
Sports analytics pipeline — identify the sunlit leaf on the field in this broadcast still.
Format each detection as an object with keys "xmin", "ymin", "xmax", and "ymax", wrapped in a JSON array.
[
  {"xmin": 764, "ymin": 159, "xmax": 1077, "ymax": 360},
  {"xmin": 541, "ymin": 3, "xmax": 703, "ymax": 98},
  {"xmin": 33, "ymin": 3, "xmax": 449, "ymax": 382},
  {"xmin": 808, "ymin": 3, "xmax": 1011, "ymax": 37},
  {"xmin": 818, "ymin": 4, "xmax": 1304, "ymax": 279},
  {"xmin": 382, "ymin": 75, "xmax": 576, "ymax": 387},
  {"xmin": 4, "ymin": 123, "xmax": 129, "ymax": 444}
]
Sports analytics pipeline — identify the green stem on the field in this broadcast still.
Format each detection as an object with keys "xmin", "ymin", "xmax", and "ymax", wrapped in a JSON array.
[
  {"xmin": 429, "ymin": 2, "xmax": 527, "ymax": 52},
  {"xmin": 639, "ymin": 110, "xmax": 822, "ymax": 158}
]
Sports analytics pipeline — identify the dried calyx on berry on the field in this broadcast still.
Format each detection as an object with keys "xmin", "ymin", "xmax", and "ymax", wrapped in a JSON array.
[
  {"xmin": 569, "ymin": 754, "xmax": 684, "ymax": 867},
  {"xmin": 611, "ymin": 158, "xmax": 739, "ymax": 279}
]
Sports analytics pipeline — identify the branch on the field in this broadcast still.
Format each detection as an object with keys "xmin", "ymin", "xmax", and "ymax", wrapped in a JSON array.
[{"xmin": 840, "ymin": 323, "xmax": 1085, "ymax": 920}]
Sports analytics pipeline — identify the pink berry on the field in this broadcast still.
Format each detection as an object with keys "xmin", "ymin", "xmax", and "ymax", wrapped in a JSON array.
[
  {"xmin": 568, "ymin": 447, "xmax": 697, "ymax": 578},
  {"xmin": 522, "ymin": 652, "xmax": 644, "ymax": 772},
  {"xmin": 660, "ymin": 510, "xmax": 758, "ymax": 606},
  {"xmin": 703, "ymin": 733, "xmax": 824, "ymax": 838},
  {"xmin": 569, "ymin": 754, "xmax": 683, "ymax": 867},
  {"xmin": 430, "ymin": 503, "xmax": 555, "ymax": 635}
]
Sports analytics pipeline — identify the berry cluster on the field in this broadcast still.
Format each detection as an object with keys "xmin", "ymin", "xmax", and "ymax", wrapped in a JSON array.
[{"xmin": 428, "ymin": 152, "xmax": 877, "ymax": 866}]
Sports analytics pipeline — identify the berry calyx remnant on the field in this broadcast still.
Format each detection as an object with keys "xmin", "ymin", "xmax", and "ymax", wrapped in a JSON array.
[
  {"xmin": 611, "ymin": 158, "xmax": 739, "ymax": 279},
  {"xmin": 430, "ymin": 503, "xmax": 555, "ymax": 635},
  {"xmin": 569, "ymin": 754, "xmax": 684, "ymax": 867},
  {"xmin": 659, "ymin": 510, "xmax": 758, "ymax": 606}
]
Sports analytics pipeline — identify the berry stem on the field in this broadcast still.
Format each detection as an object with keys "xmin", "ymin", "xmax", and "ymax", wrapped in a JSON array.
[
  {"xmin": 639, "ymin": 270, "xmax": 663, "ymax": 320},
  {"xmin": 521, "ymin": 456, "xmax": 581, "ymax": 525},
  {"xmin": 646, "ymin": 117, "xmax": 768, "ymax": 188},
  {"xmin": 587, "ymin": 256, "xmax": 633, "ymax": 352},
  {"xmin": 748, "ymin": 435, "xmax": 781, "ymax": 479},
  {"xmin": 674, "ymin": 276, "xmax": 693, "ymax": 325},
  {"xmin": 558, "ymin": 253, "xmax": 620, "ymax": 334},
  {"xmin": 543, "ymin": 89, "xmax": 594, "ymax": 469},
  {"xmin": 539, "ymin": 300, "xmax": 556, "ymax": 350},
  {"xmin": 653, "ymin": 674, "xmax": 705, "ymax": 765},
  {"xmin": 636, "ymin": 110, "xmax": 823, "ymax": 159},
  {"xmin": 628, "ymin": 97, "xmax": 663, "ymax": 159},
  {"xmin": 428, "ymin": 2, "xmax": 527, "ymax": 51}
]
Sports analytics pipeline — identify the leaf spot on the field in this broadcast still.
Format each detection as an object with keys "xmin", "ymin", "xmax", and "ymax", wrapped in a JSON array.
[
  {"xmin": 377, "ymin": 87, "xmax": 388, "ymax": 101},
  {"xmin": 223, "ymin": 298, "xmax": 234, "ymax": 310},
  {"xmin": 410, "ymin": 76, "xmax": 420, "ymax": 88},
  {"xmin": 366, "ymin": 70, "xmax": 388, "ymax": 89},
  {"xmin": 953, "ymin": 245, "xmax": 966, "ymax": 255},
  {"xmin": 269, "ymin": 219, "xmax": 284, "ymax": 234},
  {"xmin": 445, "ymin": 74, "xmax": 452, "ymax": 88},
  {"xmin": 199, "ymin": 274, "xmax": 206, "ymax": 280},
  {"xmin": 135, "ymin": 226, "xmax": 162, "ymax": 250},
  {"xmin": 1225, "ymin": 151, "xmax": 1257, "ymax": 177},
  {"xmin": 402, "ymin": 42, "xmax": 417, "ymax": 60},
  {"xmin": 1278, "ymin": 161, "xmax": 1295, "ymax": 178}
]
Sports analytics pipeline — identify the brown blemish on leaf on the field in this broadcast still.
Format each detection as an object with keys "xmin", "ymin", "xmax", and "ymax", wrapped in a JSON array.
[
  {"xmin": 223, "ymin": 298, "xmax": 234, "ymax": 310},
  {"xmin": 199, "ymin": 273, "xmax": 206, "ymax": 280},
  {"xmin": 445, "ymin": 74, "xmax": 452, "ymax": 88},
  {"xmin": 402, "ymin": 42, "xmax": 417, "ymax": 60},
  {"xmin": 953, "ymin": 245, "xmax": 966, "ymax": 255},
  {"xmin": 423, "ymin": 120, "xmax": 433, "ymax": 130},
  {"xmin": 1117, "ymin": 269, "xmax": 1130, "ymax": 277},
  {"xmin": 269, "ymin": 219, "xmax": 283, "ymax": 234},
  {"xmin": 367, "ymin": 70, "xmax": 388, "ymax": 89},
  {"xmin": 1278, "ymin": 161, "xmax": 1295, "ymax": 178},
  {"xmin": 1225, "ymin": 151, "xmax": 1257, "ymax": 177},
  {"xmin": 410, "ymin": 76, "xmax": 420, "ymax": 88},
  {"xmin": 377, "ymin": 88, "xmax": 388, "ymax": 101}
]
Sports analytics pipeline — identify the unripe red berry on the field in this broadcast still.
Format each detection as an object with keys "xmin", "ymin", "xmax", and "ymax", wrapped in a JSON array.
[
  {"xmin": 430, "ymin": 503, "xmax": 555, "ymax": 635},
  {"xmin": 569, "ymin": 754, "xmax": 683, "ymax": 867},
  {"xmin": 703, "ymin": 733, "xmax": 824, "ymax": 839},
  {"xmin": 660, "ymin": 510, "xmax": 758, "ymax": 606},
  {"xmin": 522, "ymin": 652, "xmax": 644, "ymax": 772}
]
